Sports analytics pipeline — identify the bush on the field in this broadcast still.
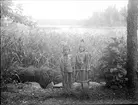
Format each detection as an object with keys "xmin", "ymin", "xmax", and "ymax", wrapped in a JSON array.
[{"xmin": 98, "ymin": 37, "xmax": 128, "ymax": 89}]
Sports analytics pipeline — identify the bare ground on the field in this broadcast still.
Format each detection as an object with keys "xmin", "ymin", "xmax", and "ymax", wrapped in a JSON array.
[{"xmin": 1, "ymin": 82, "xmax": 138, "ymax": 105}]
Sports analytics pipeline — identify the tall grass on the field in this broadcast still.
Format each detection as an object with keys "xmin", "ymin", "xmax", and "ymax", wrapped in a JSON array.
[{"xmin": 0, "ymin": 23, "xmax": 127, "ymax": 85}]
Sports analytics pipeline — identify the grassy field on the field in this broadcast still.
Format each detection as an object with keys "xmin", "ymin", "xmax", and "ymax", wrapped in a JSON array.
[{"xmin": 1, "ymin": 82, "xmax": 138, "ymax": 105}]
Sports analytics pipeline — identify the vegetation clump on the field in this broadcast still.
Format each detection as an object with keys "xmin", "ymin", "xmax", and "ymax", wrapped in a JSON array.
[{"xmin": 98, "ymin": 37, "xmax": 131, "ymax": 89}]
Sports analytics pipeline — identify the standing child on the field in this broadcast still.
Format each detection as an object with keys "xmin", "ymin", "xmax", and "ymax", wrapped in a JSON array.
[
  {"xmin": 75, "ymin": 39, "xmax": 91, "ymax": 82},
  {"xmin": 60, "ymin": 43, "xmax": 74, "ymax": 93}
]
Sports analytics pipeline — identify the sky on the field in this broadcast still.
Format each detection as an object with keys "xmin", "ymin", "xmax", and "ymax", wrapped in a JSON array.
[{"xmin": 13, "ymin": 0, "xmax": 128, "ymax": 20}]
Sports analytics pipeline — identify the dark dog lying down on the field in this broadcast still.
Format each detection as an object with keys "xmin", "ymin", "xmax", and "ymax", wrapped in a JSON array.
[{"xmin": 13, "ymin": 66, "xmax": 62, "ymax": 89}]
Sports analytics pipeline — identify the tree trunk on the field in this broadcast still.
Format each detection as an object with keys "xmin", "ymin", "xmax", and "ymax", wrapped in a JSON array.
[{"xmin": 126, "ymin": 0, "xmax": 138, "ymax": 99}]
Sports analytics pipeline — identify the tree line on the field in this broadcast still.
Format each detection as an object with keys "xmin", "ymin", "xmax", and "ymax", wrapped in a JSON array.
[{"xmin": 84, "ymin": 6, "xmax": 127, "ymax": 27}]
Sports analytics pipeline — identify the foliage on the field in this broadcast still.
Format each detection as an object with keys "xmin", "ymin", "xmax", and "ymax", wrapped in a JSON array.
[
  {"xmin": 0, "ymin": 0, "xmax": 36, "ymax": 27},
  {"xmin": 84, "ymin": 6, "xmax": 127, "ymax": 27},
  {"xmin": 98, "ymin": 37, "xmax": 128, "ymax": 89}
]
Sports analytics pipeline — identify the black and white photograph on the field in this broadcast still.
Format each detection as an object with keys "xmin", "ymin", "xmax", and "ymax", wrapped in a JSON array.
[{"xmin": 1, "ymin": 0, "xmax": 138, "ymax": 104}]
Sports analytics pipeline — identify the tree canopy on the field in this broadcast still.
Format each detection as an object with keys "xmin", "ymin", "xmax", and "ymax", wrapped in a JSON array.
[
  {"xmin": 0, "ymin": 0, "xmax": 36, "ymax": 27},
  {"xmin": 84, "ymin": 5, "xmax": 127, "ymax": 27}
]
